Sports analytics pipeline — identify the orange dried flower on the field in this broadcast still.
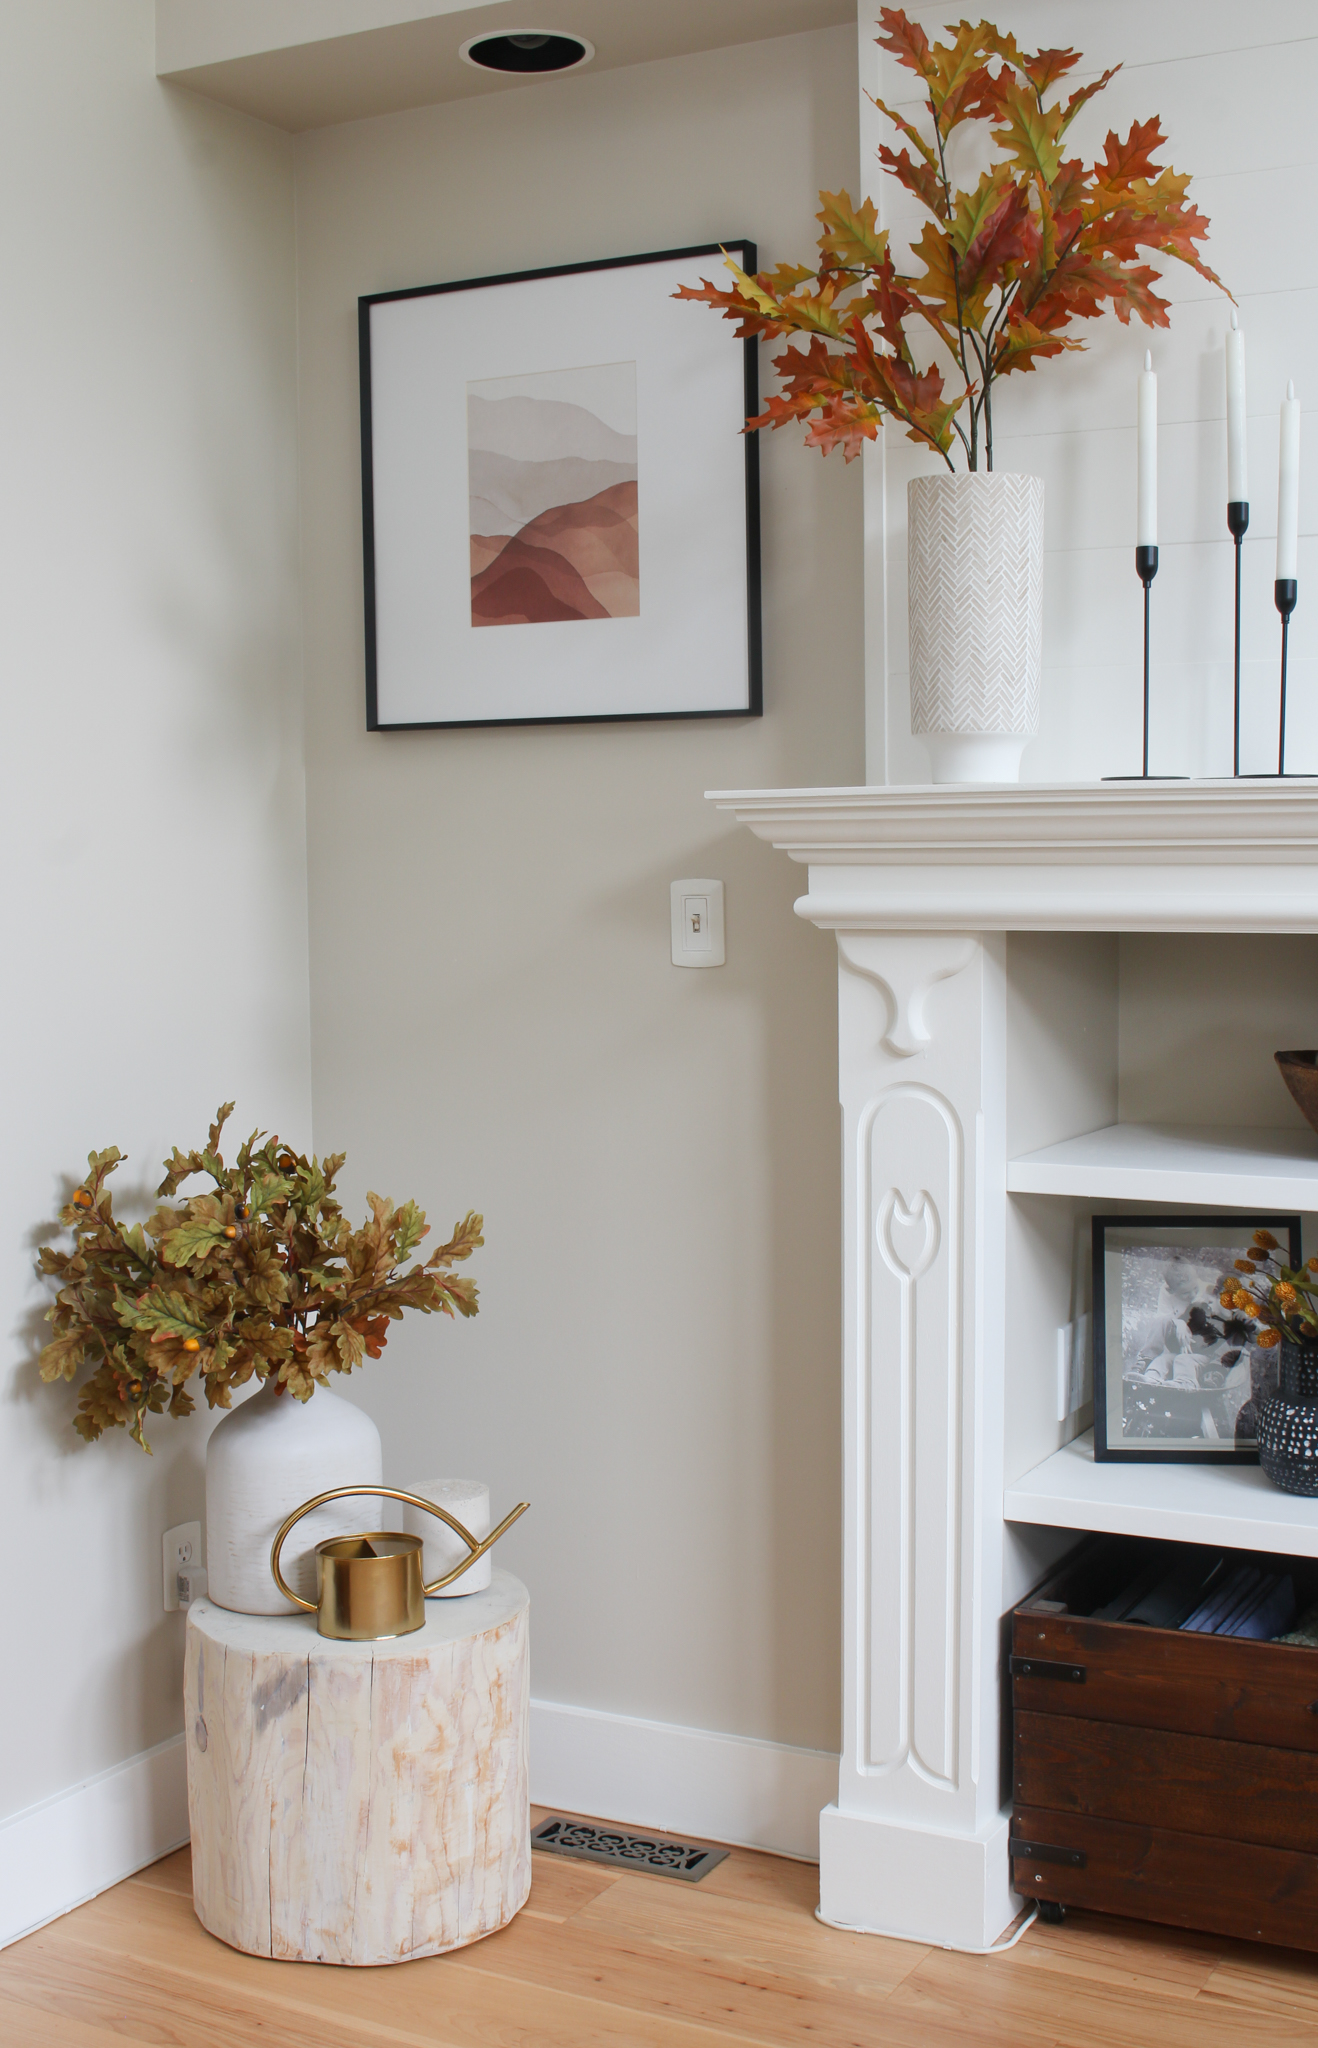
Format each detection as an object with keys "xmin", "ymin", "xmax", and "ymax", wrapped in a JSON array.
[
  {"xmin": 1256, "ymin": 1327, "xmax": 1281, "ymax": 1348},
  {"xmin": 1254, "ymin": 1230, "xmax": 1279, "ymax": 1249},
  {"xmin": 1279, "ymin": 1283, "xmax": 1298, "ymax": 1305},
  {"xmin": 1234, "ymin": 1259, "xmax": 1257, "ymax": 1273}
]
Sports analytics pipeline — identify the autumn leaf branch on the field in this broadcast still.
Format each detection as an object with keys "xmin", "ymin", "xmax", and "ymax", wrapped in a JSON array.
[
  {"xmin": 676, "ymin": 8, "xmax": 1228, "ymax": 469},
  {"xmin": 37, "ymin": 1107, "xmax": 482, "ymax": 1451}
]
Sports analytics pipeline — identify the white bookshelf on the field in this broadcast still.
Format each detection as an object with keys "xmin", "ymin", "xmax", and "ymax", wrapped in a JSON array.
[
  {"xmin": 1006, "ymin": 1430, "xmax": 1318, "ymax": 1556},
  {"xmin": 1008, "ymin": 1122, "xmax": 1318, "ymax": 1210},
  {"xmin": 712, "ymin": 781, "xmax": 1318, "ymax": 1947}
]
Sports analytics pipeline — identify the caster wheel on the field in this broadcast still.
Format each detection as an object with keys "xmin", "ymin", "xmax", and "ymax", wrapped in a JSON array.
[{"xmin": 1037, "ymin": 1899, "xmax": 1066, "ymax": 1925}]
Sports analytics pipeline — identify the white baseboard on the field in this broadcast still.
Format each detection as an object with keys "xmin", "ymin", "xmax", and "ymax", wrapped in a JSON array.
[
  {"xmin": 0, "ymin": 1733, "xmax": 189, "ymax": 1952},
  {"xmin": 530, "ymin": 1698, "xmax": 837, "ymax": 1862},
  {"xmin": 0, "ymin": 1700, "xmax": 833, "ymax": 1952}
]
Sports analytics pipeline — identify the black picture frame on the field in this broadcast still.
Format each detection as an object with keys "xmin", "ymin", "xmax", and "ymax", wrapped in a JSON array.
[
  {"xmin": 1092, "ymin": 1212, "xmax": 1303, "ymax": 1463},
  {"xmin": 359, "ymin": 242, "xmax": 762, "ymax": 731}
]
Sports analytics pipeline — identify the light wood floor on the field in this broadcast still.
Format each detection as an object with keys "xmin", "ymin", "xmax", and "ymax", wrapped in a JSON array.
[{"xmin": 5, "ymin": 1808, "xmax": 1318, "ymax": 2045}]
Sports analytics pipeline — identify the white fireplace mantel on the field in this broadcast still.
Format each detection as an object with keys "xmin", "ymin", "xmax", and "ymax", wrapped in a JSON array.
[
  {"xmin": 710, "ymin": 780, "xmax": 1318, "ymax": 1950},
  {"xmin": 712, "ymin": 779, "xmax": 1318, "ymax": 932}
]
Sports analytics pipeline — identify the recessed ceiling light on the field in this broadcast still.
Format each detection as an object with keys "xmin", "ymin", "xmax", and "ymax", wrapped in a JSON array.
[{"xmin": 459, "ymin": 31, "xmax": 594, "ymax": 75}]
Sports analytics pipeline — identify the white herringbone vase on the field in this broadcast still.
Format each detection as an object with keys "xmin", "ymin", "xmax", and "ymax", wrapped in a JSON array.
[{"xmin": 908, "ymin": 472, "xmax": 1044, "ymax": 782}]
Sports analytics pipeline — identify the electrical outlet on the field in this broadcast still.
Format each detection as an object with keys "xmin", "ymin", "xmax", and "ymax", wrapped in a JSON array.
[
  {"xmin": 175, "ymin": 1563, "xmax": 208, "ymax": 1608},
  {"xmin": 163, "ymin": 1521, "xmax": 202, "ymax": 1612}
]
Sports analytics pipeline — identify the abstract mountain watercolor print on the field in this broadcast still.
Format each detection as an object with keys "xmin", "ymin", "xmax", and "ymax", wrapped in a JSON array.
[{"xmin": 467, "ymin": 362, "xmax": 639, "ymax": 627}]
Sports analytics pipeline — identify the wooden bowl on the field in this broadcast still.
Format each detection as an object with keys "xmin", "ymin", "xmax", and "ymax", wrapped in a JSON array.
[{"xmin": 1276, "ymin": 1051, "xmax": 1318, "ymax": 1136}]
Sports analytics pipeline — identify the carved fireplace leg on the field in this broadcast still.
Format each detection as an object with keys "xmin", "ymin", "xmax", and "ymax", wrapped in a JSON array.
[{"xmin": 818, "ymin": 931, "xmax": 1014, "ymax": 1949}]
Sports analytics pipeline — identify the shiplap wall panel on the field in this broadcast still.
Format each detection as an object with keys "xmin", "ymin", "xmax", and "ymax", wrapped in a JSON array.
[{"xmin": 858, "ymin": 1, "xmax": 1318, "ymax": 782}]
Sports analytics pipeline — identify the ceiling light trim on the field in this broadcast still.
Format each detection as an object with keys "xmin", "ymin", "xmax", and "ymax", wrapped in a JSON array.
[{"xmin": 458, "ymin": 28, "xmax": 595, "ymax": 74}]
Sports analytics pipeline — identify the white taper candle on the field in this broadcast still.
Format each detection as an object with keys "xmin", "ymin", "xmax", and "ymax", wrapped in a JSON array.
[
  {"xmin": 1278, "ymin": 380, "xmax": 1301, "ymax": 581},
  {"xmin": 1137, "ymin": 349, "xmax": 1157, "ymax": 546},
  {"xmin": 1226, "ymin": 312, "xmax": 1247, "ymax": 502}
]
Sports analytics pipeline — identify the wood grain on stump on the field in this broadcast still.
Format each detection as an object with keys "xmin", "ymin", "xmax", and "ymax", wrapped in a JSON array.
[{"xmin": 184, "ymin": 1568, "xmax": 530, "ymax": 1964}]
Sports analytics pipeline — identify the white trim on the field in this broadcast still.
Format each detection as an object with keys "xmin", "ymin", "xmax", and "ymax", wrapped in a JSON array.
[
  {"xmin": 530, "ymin": 1698, "xmax": 836, "ymax": 1862},
  {"xmin": 708, "ymin": 779, "xmax": 1318, "ymax": 869},
  {"xmin": 457, "ymin": 30, "xmax": 594, "ymax": 73},
  {"xmin": 0, "ymin": 1700, "xmax": 832, "ymax": 1953},
  {"xmin": 0, "ymin": 1734, "xmax": 189, "ymax": 1952}
]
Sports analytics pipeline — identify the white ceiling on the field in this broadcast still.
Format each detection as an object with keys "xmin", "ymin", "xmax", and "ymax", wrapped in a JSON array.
[{"xmin": 156, "ymin": 0, "xmax": 855, "ymax": 132}]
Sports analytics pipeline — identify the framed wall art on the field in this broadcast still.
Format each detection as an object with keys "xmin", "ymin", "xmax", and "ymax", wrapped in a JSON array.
[
  {"xmin": 1093, "ymin": 1212, "xmax": 1304, "ymax": 1464},
  {"xmin": 359, "ymin": 243, "xmax": 762, "ymax": 730}
]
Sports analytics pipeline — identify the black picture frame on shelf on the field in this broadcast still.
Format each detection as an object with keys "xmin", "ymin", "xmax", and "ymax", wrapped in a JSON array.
[
  {"xmin": 1093, "ymin": 1212, "xmax": 1303, "ymax": 1464},
  {"xmin": 359, "ymin": 242, "xmax": 762, "ymax": 731}
]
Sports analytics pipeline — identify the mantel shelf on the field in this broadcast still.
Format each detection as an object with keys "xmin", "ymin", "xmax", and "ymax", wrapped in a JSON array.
[
  {"xmin": 1008, "ymin": 1122, "xmax": 1318, "ymax": 1210},
  {"xmin": 1006, "ymin": 1431, "xmax": 1318, "ymax": 1557},
  {"xmin": 710, "ymin": 780, "xmax": 1318, "ymax": 867},
  {"xmin": 709, "ymin": 781, "xmax": 1318, "ymax": 931}
]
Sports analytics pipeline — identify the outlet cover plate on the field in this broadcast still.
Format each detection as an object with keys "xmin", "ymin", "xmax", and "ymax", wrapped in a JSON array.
[{"xmin": 163, "ymin": 1521, "xmax": 202, "ymax": 1612}]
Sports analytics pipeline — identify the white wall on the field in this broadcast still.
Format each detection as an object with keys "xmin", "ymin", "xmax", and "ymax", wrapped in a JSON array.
[
  {"xmin": 0, "ymin": 0, "xmax": 308, "ymax": 1905},
  {"xmin": 861, "ymin": 0, "xmax": 1318, "ymax": 785},
  {"xmin": 293, "ymin": 26, "xmax": 863, "ymax": 1768}
]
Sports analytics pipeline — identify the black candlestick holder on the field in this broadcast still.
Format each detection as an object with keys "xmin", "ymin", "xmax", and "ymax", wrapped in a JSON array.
[
  {"xmin": 1276, "ymin": 577, "xmax": 1298, "ymax": 776},
  {"xmin": 1228, "ymin": 501, "xmax": 1249, "ymax": 774},
  {"xmin": 1135, "ymin": 544, "xmax": 1158, "ymax": 777},
  {"xmin": 1105, "ymin": 544, "xmax": 1181, "ymax": 780}
]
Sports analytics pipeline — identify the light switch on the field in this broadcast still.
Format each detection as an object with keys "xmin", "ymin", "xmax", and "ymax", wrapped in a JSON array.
[{"xmin": 671, "ymin": 878, "xmax": 725, "ymax": 967}]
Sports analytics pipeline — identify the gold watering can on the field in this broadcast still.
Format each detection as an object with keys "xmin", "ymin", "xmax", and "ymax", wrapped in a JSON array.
[{"xmin": 269, "ymin": 1485, "xmax": 529, "ymax": 1641}]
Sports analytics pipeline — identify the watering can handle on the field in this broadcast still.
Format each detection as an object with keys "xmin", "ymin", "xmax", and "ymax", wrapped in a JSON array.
[{"xmin": 269, "ymin": 1485, "xmax": 530, "ymax": 1610}]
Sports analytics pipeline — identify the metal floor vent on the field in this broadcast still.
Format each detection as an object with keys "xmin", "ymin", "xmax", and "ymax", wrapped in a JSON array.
[{"xmin": 531, "ymin": 1817, "xmax": 728, "ymax": 1882}]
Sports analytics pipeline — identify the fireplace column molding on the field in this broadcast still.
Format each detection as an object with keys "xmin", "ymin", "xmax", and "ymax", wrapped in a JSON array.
[{"xmin": 825, "ymin": 929, "xmax": 1011, "ymax": 1946}]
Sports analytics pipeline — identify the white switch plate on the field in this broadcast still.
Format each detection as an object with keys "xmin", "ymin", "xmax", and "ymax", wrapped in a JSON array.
[
  {"xmin": 163, "ymin": 1521, "xmax": 201, "ymax": 1612},
  {"xmin": 1056, "ymin": 1315, "xmax": 1093, "ymax": 1423},
  {"xmin": 671, "ymin": 878, "xmax": 725, "ymax": 967}
]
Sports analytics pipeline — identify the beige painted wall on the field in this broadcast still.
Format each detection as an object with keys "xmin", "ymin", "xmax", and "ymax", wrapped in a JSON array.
[
  {"xmin": 294, "ymin": 24, "xmax": 862, "ymax": 1751},
  {"xmin": 0, "ymin": 3, "xmax": 309, "ymax": 1820},
  {"xmin": 1120, "ymin": 935, "xmax": 1318, "ymax": 1129}
]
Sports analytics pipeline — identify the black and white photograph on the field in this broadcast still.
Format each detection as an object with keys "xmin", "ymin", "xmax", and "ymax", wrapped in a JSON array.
[{"xmin": 1094, "ymin": 1214, "xmax": 1304, "ymax": 1463}]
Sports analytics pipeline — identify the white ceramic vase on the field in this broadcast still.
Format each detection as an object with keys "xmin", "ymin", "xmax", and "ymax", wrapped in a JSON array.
[
  {"xmin": 206, "ymin": 1380, "xmax": 384, "ymax": 1615},
  {"xmin": 907, "ymin": 471, "xmax": 1045, "ymax": 783}
]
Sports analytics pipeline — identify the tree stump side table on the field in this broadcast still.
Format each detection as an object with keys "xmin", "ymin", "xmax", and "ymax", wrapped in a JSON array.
[{"xmin": 184, "ymin": 1568, "xmax": 530, "ymax": 1965}]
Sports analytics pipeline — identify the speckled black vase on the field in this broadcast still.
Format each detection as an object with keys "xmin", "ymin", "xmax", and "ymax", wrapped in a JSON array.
[{"xmin": 1257, "ymin": 1344, "xmax": 1318, "ymax": 1496}]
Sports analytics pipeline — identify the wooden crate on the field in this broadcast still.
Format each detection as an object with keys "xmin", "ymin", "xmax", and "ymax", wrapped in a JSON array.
[{"xmin": 1010, "ymin": 1535, "xmax": 1318, "ymax": 1950}]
